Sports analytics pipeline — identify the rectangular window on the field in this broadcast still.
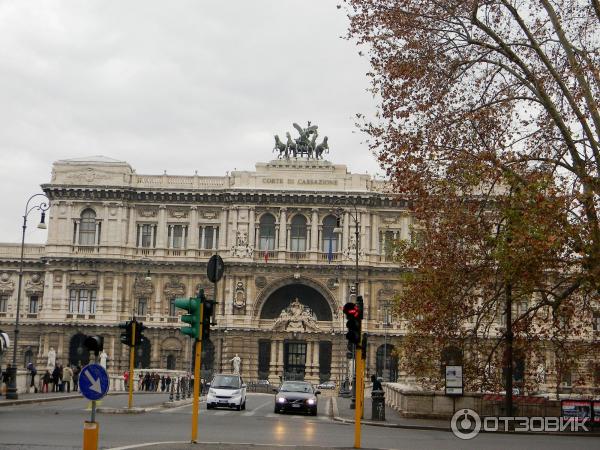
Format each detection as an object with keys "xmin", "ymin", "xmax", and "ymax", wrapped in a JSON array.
[
  {"xmin": 169, "ymin": 298, "xmax": 177, "ymax": 317},
  {"xmin": 291, "ymin": 235, "xmax": 306, "ymax": 252},
  {"xmin": 140, "ymin": 224, "xmax": 153, "ymax": 248},
  {"xmin": 78, "ymin": 290, "xmax": 88, "ymax": 314},
  {"xmin": 137, "ymin": 298, "xmax": 147, "ymax": 316},
  {"xmin": 0, "ymin": 295, "xmax": 7, "ymax": 312},
  {"xmin": 170, "ymin": 225, "xmax": 186, "ymax": 249},
  {"xmin": 593, "ymin": 312, "xmax": 600, "ymax": 332},
  {"xmin": 69, "ymin": 290, "xmax": 77, "ymax": 313},
  {"xmin": 202, "ymin": 226, "xmax": 218, "ymax": 250},
  {"xmin": 89, "ymin": 290, "xmax": 97, "ymax": 314},
  {"xmin": 29, "ymin": 295, "xmax": 39, "ymax": 314}
]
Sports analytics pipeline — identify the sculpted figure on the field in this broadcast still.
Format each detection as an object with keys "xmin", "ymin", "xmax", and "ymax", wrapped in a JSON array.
[
  {"xmin": 273, "ymin": 135, "xmax": 287, "ymax": 158},
  {"xmin": 47, "ymin": 347, "xmax": 56, "ymax": 369},
  {"xmin": 99, "ymin": 351, "xmax": 108, "ymax": 369},
  {"xmin": 230, "ymin": 354, "xmax": 241, "ymax": 375}
]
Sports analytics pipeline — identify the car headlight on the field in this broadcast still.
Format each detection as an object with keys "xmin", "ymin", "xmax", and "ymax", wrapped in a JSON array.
[
  {"xmin": 231, "ymin": 389, "xmax": 241, "ymax": 396},
  {"xmin": 208, "ymin": 388, "xmax": 216, "ymax": 395},
  {"xmin": 277, "ymin": 397, "xmax": 286, "ymax": 404},
  {"xmin": 306, "ymin": 398, "xmax": 316, "ymax": 405}
]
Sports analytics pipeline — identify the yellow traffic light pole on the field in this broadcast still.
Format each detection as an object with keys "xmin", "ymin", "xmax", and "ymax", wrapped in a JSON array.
[
  {"xmin": 354, "ymin": 344, "xmax": 364, "ymax": 449},
  {"xmin": 128, "ymin": 321, "xmax": 136, "ymax": 409},
  {"xmin": 191, "ymin": 305, "xmax": 203, "ymax": 443}
]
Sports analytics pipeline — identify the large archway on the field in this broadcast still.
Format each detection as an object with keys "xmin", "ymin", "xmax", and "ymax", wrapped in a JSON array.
[
  {"xmin": 255, "ymin": 277, "xmax": 337, "ymax": 320},
  {"xmin": 69, "ymin": 333, "xmax": 90, "ymax": 367},
  {"xmin": 259, "ymin": 283, "xmax": 333, "ymax": 321}
]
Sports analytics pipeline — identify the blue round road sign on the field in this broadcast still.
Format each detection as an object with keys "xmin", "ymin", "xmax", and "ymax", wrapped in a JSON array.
[{"xmin": 79, "ymin": 363, "xmax": 110, "ymax": 401}]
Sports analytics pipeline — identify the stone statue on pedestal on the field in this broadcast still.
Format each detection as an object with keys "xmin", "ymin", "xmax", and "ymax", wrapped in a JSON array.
[
  {"xmin": 99, "ymin": 351, "xmax": 108, "ymax": 369},
  {"xmin": 47, "ymin": 347, "xmax": 56, "ymax": 369},
  {"xmin": 230, "ymin": 354, "xmax": 241, "ymax": 375}
]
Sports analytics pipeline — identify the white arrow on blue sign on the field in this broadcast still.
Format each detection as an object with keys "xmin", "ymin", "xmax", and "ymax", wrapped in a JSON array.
[{"xmin": 79, "ymin": 363, "xmax": 110, "ymax": 401}]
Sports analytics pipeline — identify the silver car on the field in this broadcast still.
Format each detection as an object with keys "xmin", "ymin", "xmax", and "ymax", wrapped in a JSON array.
[{"xmin": 206, "ymin": 373, "xmax": 247, "ymax": 410}]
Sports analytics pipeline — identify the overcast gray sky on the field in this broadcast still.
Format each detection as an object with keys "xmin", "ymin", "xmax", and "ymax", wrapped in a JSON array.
[{"xmin": 0, "ymin": 1, "xmax": 379, "ymax": 244}]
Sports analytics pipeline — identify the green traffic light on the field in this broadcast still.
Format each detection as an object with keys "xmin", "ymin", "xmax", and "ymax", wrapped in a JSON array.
[{"xmin": 174, "ymin": 297, "xmax": 202, "ymax": 339}]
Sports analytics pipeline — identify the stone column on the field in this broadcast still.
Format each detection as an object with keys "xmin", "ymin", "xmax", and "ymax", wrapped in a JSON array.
[
  {"xmin": 278, "ymin": 208, "xmax": 287, "ymax": 251},
  {"xmin": 128, "ymin": 206, "xmax": 137, "ymax": 247},
  {"xmin": 371, "ymin": 213, "xmax": 379, "ymax": 253},
  {"xmin": 310, "ymin": 209, "xmax": 319, "ymax": 252},
  {"xmin": 189, "ymin": 206, "xmax": 199, "ymax": 249},
  {"xmin": 248, "ymin": 207, "xmax": 256, "ymax": 252},
  {"xmin": 157, "ymin": 206, "xmax": 167, "ymax": 248},
  {"xmin": 313, "ymin": 342, "xmax": 320, "ymax": 377},
  {"xmin": 219, "ymin": 207, "xmax": 228, "ymax": 250},
  {"xmin": 306, "ymin": 341, "xmax": 313, "ymax": 376},
  {"xmin": 278, "ymin": 340, "xmax": 284, "ymax": 376},
  {"xmin": 270, "ymin": 339, "xmax": 277, "ymax": 378},
  {"xmin": 343, "ymin": 212, "xmax": 350, "ymax": 251}
]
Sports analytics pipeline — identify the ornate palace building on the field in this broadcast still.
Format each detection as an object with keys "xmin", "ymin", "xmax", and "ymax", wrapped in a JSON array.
[{"xmin": 0, "ymin": 153, "xmax": 408, "ymax": 384}]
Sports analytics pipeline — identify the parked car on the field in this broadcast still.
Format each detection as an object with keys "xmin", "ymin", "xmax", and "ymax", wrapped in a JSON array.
[
  {"xmin": 274, "ymin": 381, "xmax": 320, "ymax": 416},
  {"xmin": 317, "ymin": 380, "xmax": 336, "ymax": 390},
  {"xmin": 206, "ymin": 373, "xmax": 247, "ymax": 411}
]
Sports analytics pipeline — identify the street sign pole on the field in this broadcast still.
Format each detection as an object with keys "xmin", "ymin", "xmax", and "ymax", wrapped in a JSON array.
[
  {"xmin": 354, "ymin": 344, "xmax": 364, "ymax": 448},
  {"xmin": 128, "ymin": 321, "xmax": 136, "ymax": 409},
  {"xmin": 191, "ymin": 305, "xmax": 203, "ymax": 443},
  {"xmin": 80, "ymin": 363, "xmax": 109, "ymax": 450}
]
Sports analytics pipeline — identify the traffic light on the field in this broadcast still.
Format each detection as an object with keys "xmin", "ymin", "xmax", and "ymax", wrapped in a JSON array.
[
  {"xmin": 119, "ymin": 321, "xmax": 133, "ymax": 346},
  {"xmin": 135, "ymin": 321, "xmax": 147, "ymax": 345},
  {"xmin": 175, "ymin": 296, "xmax": 202, "ymax": 339},
  {"xmin": 84, "ymin": 335, "xmax": 104, "ymax": 356},
  {"xmin": 202, "ymin": 298, "xmax": 216, "ymax": 341},
  {"xmin": 361, "ymin": 333, "xmax": 367, "ymax": 359},
  {"xmin": 343, "ymin": 302, "xmax": 361, "ymax": 345}
]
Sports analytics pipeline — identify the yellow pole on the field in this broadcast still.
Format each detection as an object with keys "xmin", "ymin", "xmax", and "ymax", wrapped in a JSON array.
[
  {"xmin": 128, "ymin": 321, "xmax": 136, "ymax": 409},
  {"xmin": 191, "ymin": 306, "xmax": 203, "ymax": 443},
  {"xmin": 354, "ymin": 346, "xmax": 363, "ymax": 449}
]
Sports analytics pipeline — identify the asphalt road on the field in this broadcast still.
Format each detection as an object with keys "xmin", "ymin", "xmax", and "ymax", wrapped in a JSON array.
[{"xmin": 0, "ymin": 393, "xmax": 598, "ymax": 449}]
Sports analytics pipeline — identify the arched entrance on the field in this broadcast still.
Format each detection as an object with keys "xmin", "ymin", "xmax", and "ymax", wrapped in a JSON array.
[
  {"xmin": 69, "ymin": 333, "xmax": 90, "ymax": 367},
  {"xmin": 258, "ymin": 279, "xmax": 335, "ymax": 382},
  {"xmin": 376, "ymin": 344, "xmax": 398, "ymax": 381}
]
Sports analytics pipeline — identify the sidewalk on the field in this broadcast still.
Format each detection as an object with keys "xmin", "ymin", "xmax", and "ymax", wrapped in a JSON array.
[
  {"xmin": 333, "ymin": 395, "xmax": 450, "ymax": 431},
  {"xmin": 0, "ymin": 390, "xmax": 155, "ymax": 407}
]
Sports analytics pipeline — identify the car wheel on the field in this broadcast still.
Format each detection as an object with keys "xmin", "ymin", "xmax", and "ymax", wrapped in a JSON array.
[
  {"xmin": 310, "ymin": 409, "xmax": 317, "ymax": 416},
  {"xmin": 274, "ymin": 406, "xmax": 279, "ymax": 413},
  {"xmin": 236, "ymin": 403, "xmax": 241, "ymax": 411},
  {"xmin": 207, "ymin": 404, "xmax": 213, "ymax": 410},
  {"xmin": 242, "ymin": 401, "xmax": 246, "ymax": 410}
]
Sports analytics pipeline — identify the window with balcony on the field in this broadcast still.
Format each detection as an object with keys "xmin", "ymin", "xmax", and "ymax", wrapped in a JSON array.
[
  {"xmin": 290, "ymin": 215, "xmax": 307, "ymax": 252},
  {"xmin": 29, "ymin": 295, "xmax": 39, "ymax": 314},
  {"xmin": 259, "ymin": 214, "xmax": 276, "ymax": 251},
  {"xmin": 379, "ymin": 230, "xmax": 397, "ymax": 258},
  {"xmin": 322, "ymin": 215, "xmax": 339, "ymax": 253},
  {"xmin": 76, "ymin": 209, "xmax": 100, "ymax": 246},
  {"xmin": 200, "ymin": 225, "xmax": 219, "ymax": 250},
  {"xmin": 0, "ymin": 295, "xmax": 7, "ymax": 312},
  {"xmin": 168, "ymin": 225, "xmax": 187, "ymax": 249},
  {"xmin": 137, "ymin": 224, "xmax": 156, "ymax": 248}
]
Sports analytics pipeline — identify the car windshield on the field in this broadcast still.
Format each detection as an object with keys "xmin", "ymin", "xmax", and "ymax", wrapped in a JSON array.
[
  {"xmin": 211, "ymin": 375, "xmax": 241, "ymax": 389},
  {"xmin": 280, "ymin": 382, "xmax": 312, "ymax": 393}
]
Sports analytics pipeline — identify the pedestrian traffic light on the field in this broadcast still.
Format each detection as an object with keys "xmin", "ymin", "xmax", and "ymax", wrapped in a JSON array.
[
  {"xmin": 135, "ymin": 321, "xmax": 147, "ymax": 345},
  {"xmin": 119, "ymin": 321, "xmax": 133, "ymax": 346},
  {"xmin": 84, "ymin": 335, "xmax": 104, "ymax": 356},
  {"xmin": 343, "ymin": 302, "xmax": 361, "ymax": 345},
  {"xmin": 175, "ymin": 296, "xmax": 201, "ymax": 339}
]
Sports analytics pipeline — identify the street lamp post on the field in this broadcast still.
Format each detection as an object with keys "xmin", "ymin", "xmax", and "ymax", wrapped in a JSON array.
[
  {"xmin": 6, "ymin": 194, "xmax": 49, "ymax": 400},
  {"xmin": 332, "ymin": 199, "xmax": 361, "ymax": 409},
  {"xmin": 379, "ymin": 300, "xmax": 392, "ymax": 382}
]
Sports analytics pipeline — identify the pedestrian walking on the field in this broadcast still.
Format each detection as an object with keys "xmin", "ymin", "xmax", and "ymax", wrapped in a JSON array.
[
  {"xmin": 62, "ymin": 366, "xmax": 73, "ymax": 393},
  {"xmin": 1, "ymin": 364, "xmax": 12, "ymax": 395},
  {"xmin": 51, "ymin": 365, "xmax": 60, "ymax": 392},
  {"xmin": 161, "ymin": 375, "xmax": 166, "ymax": 392},
  {"xmin": 27, "ymin": 362, "xmax": 37, "ymax": 393},
  {"xmin": 165, "ymin": 375, "xmax": 171, "ymax": 392}
]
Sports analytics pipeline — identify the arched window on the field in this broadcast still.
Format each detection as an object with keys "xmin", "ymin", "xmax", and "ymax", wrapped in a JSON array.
[
  {"xmin": 322, "ymin": 215, "xmax": 339, "ymax": 253},
  {"xmin": 135, "ymin": 338, "xmax": 151, "ymax": 369},
  {"xmin": 78, "ymin": 209, "xmax": 97, "ymax": 246},
  {"xmin": 290, "ymin": 215, "xmax": 307, "ymax": 252},
  {"xmin": 376, "ymin": 344, "xmax": 398, "ymax": 382},
  {"xmin": 259, "ymin": 214, "xmax": 276, "ymax": 251}
]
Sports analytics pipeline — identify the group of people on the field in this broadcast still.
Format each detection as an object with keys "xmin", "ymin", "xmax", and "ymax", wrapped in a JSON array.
[
  {"xmin": 135, "ymin": 372, "xmax": 173, "ymax": 392},
  {"xmin": 0, "ymin": 363, "xmax": 81, "ymax": 395}
]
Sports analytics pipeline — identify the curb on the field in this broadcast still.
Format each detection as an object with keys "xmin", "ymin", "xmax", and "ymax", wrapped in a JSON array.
[
  {"xmin": 0, "ymin": 391, "xmax": 164, "ymax": 407},
  {"xmin": 97, "ymin": 406, "xmax": 154, "ymax": 414}
]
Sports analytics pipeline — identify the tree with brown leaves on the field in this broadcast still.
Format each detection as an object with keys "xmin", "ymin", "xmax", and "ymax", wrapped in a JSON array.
[{"xmin": 346, "ymin": 0, "xmax": 600, "ymax": 406}]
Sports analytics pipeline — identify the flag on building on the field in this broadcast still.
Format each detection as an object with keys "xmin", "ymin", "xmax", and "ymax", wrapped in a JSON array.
[{"xmin": 264, "ymin": 249, "xmax": 269, "ymax": 264}]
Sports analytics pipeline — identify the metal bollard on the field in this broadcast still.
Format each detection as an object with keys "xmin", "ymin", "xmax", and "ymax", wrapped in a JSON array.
[
  {"xmin": 169, "ymin": 380, "xmax": 174, "ymax": 402},
  {"xmin": 371, "ymin": 390, "xmax": 386, "ymax": 421},
  {"xmin": 176, "ymin": 378, "xmax": 181, "ymax": 401}
]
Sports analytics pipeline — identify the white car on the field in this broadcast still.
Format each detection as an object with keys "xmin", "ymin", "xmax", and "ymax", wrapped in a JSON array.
[{"xmin": 206, "ymin": 373, "xmax": 247, "ymax": 411}]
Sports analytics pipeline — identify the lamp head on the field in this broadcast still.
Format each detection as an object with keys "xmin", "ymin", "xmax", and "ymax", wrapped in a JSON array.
[{"xmin": 37, "ymin": 212, "xmax": 47, "ymax": 229}]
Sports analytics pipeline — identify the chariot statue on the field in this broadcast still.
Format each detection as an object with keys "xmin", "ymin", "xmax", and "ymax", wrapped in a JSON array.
[{"xmin": 273, "ymin": 122, "xmax": 330, "ymax": 160}]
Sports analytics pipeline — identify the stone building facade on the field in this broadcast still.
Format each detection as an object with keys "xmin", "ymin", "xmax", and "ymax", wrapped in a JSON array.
[{"xmin": 0, "ymin": 156, "xmax": 407, "ymax": 384}]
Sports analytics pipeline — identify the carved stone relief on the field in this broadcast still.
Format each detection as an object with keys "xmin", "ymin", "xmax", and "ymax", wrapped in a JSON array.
[
  {"xmin": 25, "ymin": 274, "xmax": 45, "ymax": 296},
  {"xmin": 326, "ymin": 278, "xmax": 339, "ymax": 290},
  {"xmin": 133, "ymin": 278, "xmax": 154, "ymax": 297},
  {"xmin": 255, "ymin": 276, "xmax": 267, "ymax": 289},
  {"xmin": 138, "ymin": 208, "xmax": 158, "ymax": 218},
  {"xmin": 0, "ymin": 273, "xmax": 14, "ymax": 295},
  {"xmin": 168, "ymin": 208, "xmax": 189, "ymax": 219},
  {"xmin": 233, "ymin": 282, "xmax": 246, "ymax": 309},
  {"xmin": 230, "ymin": 230, "xmax": 253, "ymax": 258},
  {"xmin": 163, "ymin": 276, "xmax": 186, "ymax": 299},
  {"xmin": 272, "ymin": 298, "xmax": 319, "ymax": 332}
]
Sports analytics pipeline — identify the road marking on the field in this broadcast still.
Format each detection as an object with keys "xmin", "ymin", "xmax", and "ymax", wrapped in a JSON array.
[
  {"xmin": 244, "ymin": 398, "xmax": 272, "ymax": 416},
  {"xmin": 214, "ymin": 410, "xmax": 231, "ymax": 416}
]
